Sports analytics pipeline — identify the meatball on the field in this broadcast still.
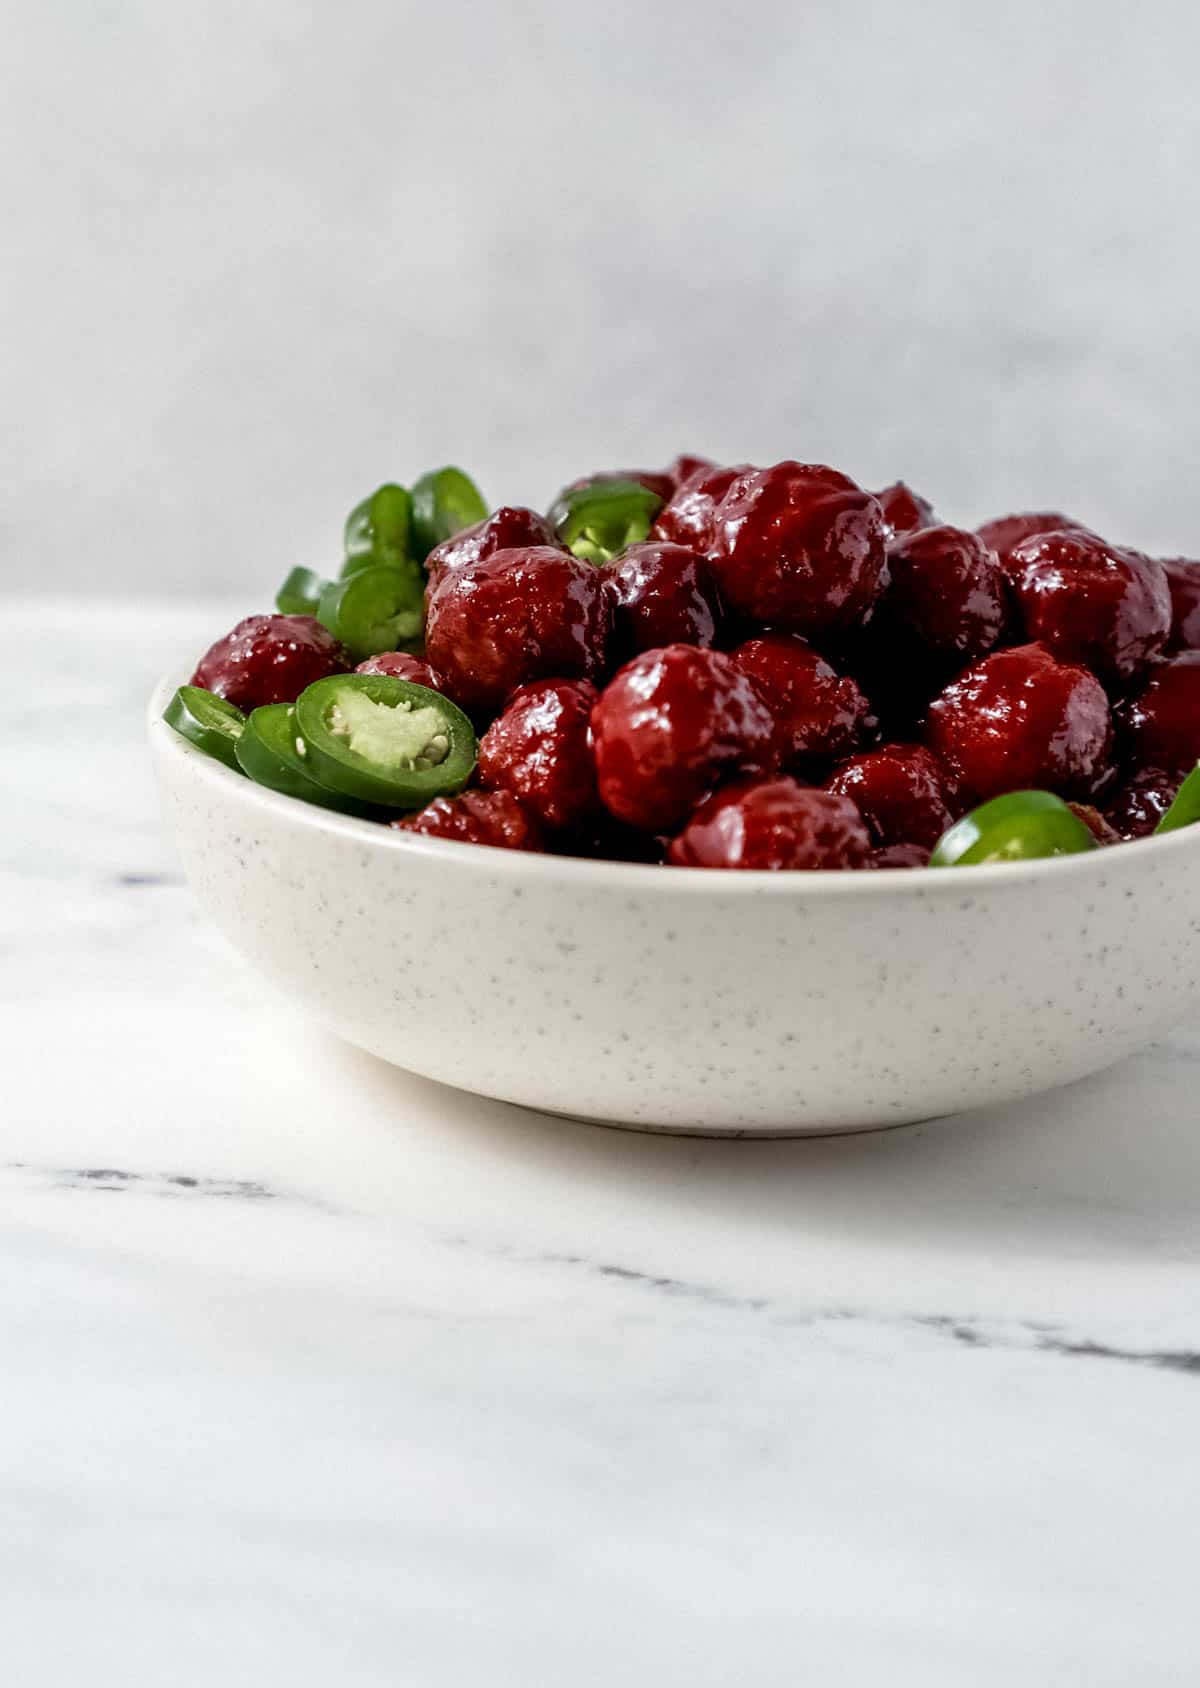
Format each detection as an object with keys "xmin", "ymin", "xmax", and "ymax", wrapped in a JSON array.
[
  {"xmin": 424, "ymin": 546, "xmax": 613, "ymax": 712},
  {"xmin": 477, "ymin": 679, "xmax": 599, "ymax": 831},
  {"xmin": 708, "ymin": 461, "xmax": 887, "ymax": 635},
  {"xmin": 607, "ymin": 542, "xmax": 721, "ymax": 656},
  {"xmin": 884, "ymin": 524, "xmax": 1009, "ymax": 662},
  {"xmin": 652, "ymin": 462, "xmax": 751, "ymax": 551},
  {"xmin": 873, "ymin": 481, "xmax": 938, "ymax": 538},
  {"xmin": 1116, "ymin": 652, "xmax": 1200, "ymax": 775},
  {"xmin": 870, "ymin": 842, "xmax": 930, "ymax": 869},
  {"xmin": 665, "ymin": 453, "xmax": 716, "ymax": 491},
  {"xmin": 827, "ymin": 743, "xmax": 958, "ymax": 849},
  {"xmin": 191, "ymin": 614, "xmax": 350, "ymax": 712},
  {"xmin": 355, "ymin": 651, "xmax": 442, "ymax": 689},
  {"xmin": 395, "ymin": 789, "xmax": 543, "ymax": 851},
  {"xmin": 733, "ymin": 632, "xmax": 869, "ymax": 765},
  {"xmin": 1007, "ymin": 530, "xmax": 1170, "ymax": 686},
  {"xmin": 424, "ymin": 506, "xmax": 559, "ymax": 586},
  {"xmin": 592, "ymin": 644, "xmax": 777, "ymax": 832},
  {"xmin": 1104, "ymin": 767, "xmax": 1179, "ymax": 838},
  {"xmin": 926, "ymin": 642, "xmax": 1111, "ymax": 800},
  {"xmin": 668, "ymin": 778, "xmax": 871, "ymax": 871},
  {"xmin": 1159, "ymin": 558, "xmax": 1200, "ymax": 650},
  {"xmin": 975, "ymin": 510, "xmax": 1090, "ymax": 571}
]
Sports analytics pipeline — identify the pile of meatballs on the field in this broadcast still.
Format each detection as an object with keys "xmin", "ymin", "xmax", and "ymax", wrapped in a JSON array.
[{"xmin": 191, "ymin": 457, "xmax": 1200, "ymax": 868}]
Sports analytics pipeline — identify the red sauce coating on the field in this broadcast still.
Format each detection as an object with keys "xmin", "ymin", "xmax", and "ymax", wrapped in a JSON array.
[
  {"xmin": 1007, "ymin": 530, "xmax": 1170, "ymax": 686},
  {"xmin": 191, "ymin": 614, "xmax": 349, "ymax": 712},
  {"xmin": 395, "ymin": 789, "xmax": 543, "ymax": 851},
  {"xmin": 425, "ymin": 546, "xmax": 613, "ymax": 712},
  {"xmin": 873, "ymin": 481, "xmax": 938, "ymax": 538},
  {"xmin": 708, "ymin": 462, "xmax": 887, "ymax": 634},
  {"xmin": 606, "ymin": 542, "xmax": 721, "ymax": 656},
  {"xmin": 827, "ymin": 743, "xmax": 958, "ymax": 849},
  {"xmin": 425, "ymin": 507, "xmax": 559, "ymax": 587},
  {"xmin": 668, "ymin": 778, "xmax": 871, "ymax": 870},
  {"xmin": 926, "ymin": 642, "xmax": 1111, "ymax": 801},
  {"xmin": 478, "ymin": 679, "xmax": 599, "ymax": 831},
  {"xmin": 355, "ymin": 651, "xmax": 442, "ymax": 690},
  {"xmin": 1159, "ymin": 558, "xmax": 1200, "ymax": 650},
  {"xmin": 733, "ymin": 632, "xmax": 869, "ymax": 766},
  {"xmin": 975, "ymin": 511, "xmax": 1090, "ymax": 572},
  {"xmin": 652, "ymin": 462, "xmax": 751, "ymax": 551},
  {"xmin": 1116, "ymin": 653, "xmax": 1200, "ymax": 775},
  {"xmin": 884, "ymin": 525, "xmax": 1009, "ymax": 661},
  {"xmin": 592, "ymin": 644, "xmax": 777, "ymax": 832}
]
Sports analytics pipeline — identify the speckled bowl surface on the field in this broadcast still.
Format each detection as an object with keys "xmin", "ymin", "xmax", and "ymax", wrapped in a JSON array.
[{"xmin": 150, "ymin": 676, "xmax": 1200, "ymax": 1135}]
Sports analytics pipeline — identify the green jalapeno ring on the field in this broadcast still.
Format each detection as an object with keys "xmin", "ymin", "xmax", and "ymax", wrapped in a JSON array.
[
  {"xmin": 549, "ymin": 477, "xmax": 665, "ymax": 565},
  {"xmin": 163, "ymin": 685, "xmax": 247, "ymax": 771},
  {"xmin": 235, "ymin": 705, "xmax": 381, "ymax": 817},
  {"xmin": 343, "ymin": 483, "xmax": 414, "ymax": 572},
  {"xmin": 410, "ymin": 466, "xmax": 488, "ymax": 560},
  {"xmin": 1154, "ymin": 763, "xmax": 1200, "ymax": 834},
  {"xmin": 317, "ymin": 564, "xmax": 425, "ymax": 661},
  {"xmin": 294, "ymin": 673, "xmax": 477, "ymax": 808},
  {"xmin": 275, "ymin": 565, "xmax": 328, "ymax": 616},
  {"xmin": 930, "ymin": 790, "xmax": 1097, "ymax": 867}
]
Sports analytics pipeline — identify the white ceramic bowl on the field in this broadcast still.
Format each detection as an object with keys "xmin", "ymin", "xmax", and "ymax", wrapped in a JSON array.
[{"xmin": 150, "ymin": 676, "xmax": 1200, "ymax": 1135}]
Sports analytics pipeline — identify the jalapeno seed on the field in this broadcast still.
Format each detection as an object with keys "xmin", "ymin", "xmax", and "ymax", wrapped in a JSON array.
[{"xmin": 294, "ymin": 673, "xmax": 477, "ymax": 807}]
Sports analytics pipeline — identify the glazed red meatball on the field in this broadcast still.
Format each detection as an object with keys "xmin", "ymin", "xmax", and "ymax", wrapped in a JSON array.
[
  {"xmin": 652, "ymin": 463, "xmax": 750, "ymax": 550},
  {"xmin": 395, "ymin": 789, "xmax": 543, "ymax": 851},
  {"xmin": 355, "ymin": 651, "xmax": 442, "ymax": 689},
  {"xmin": 926, "ymin": 642, "xmax": 1111, "ymax": 800},
  {"xmin": 191, "ymin": 614, "xmax": 350, "ymax": 712},
  {"xmin": 827, "ymin": 743, "xmax": 957, "ymax": 849},
  {"xmin": 666, "ymin": 453, "xmax": 715, "ymax": 491},
  {"xmin": 708, "ymin": 462, "xmax": 887, "ymax": 635},
  {"xmin": 1103, "ymin": 767, "xmax": 1178, "ymax": 838},
  {"xmin": 873, "ymin": 481, "xmax": 938, "ymax": 538},
  {"xmin": 870, "ymin": 841, "xmax": 930, "ymax": 869},
  {"xmin": 607, "ymin": 542, "xmax": 721, "ymax": 656},
  {"xmin": 477, "ymin": 679, "xmax": 599, "ymax": 831},
  {"xmin": 668, "ymin": 778, "xmax": 871, "ymax": 871},
  {"xmin": 1007, "ymin": 530, "xmax": 1170, "ymax": 686},
  {"xmin": 425, "ymin": 547, "xmax": 613, "ymax": 712},
  {"xmin": 884, "ymin": 525, "xmax": 1009, "ymax": 661},
  {"xmin": 975, "ymin": 510, "xmax": 1090, "ymax": 571},
  {"xmin": 1116, "ymin": 652, "xmax": 1200, "ymax": 774},
  {"xmin": 592, "ymin": 644, "xmax": 777, "ymax": 832},
  {"xmin": 733, "ymin": 633, "xmax": 869, "ymax": 765},
  {"xmin": 1159, "ymin": 558, "xmax": 1200, "ymax": 650},
  {"xmin": 424, "ymin": 506, "xmax": 559, "ymax": 585}
]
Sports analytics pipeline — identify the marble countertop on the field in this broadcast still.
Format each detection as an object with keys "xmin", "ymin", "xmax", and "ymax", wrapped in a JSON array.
[{"xmin": 4, "ymin": 601, "xmax": 1199, "ymax": 1685}]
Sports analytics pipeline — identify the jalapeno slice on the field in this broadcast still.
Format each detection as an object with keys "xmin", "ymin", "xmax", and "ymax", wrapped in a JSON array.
[
  {"xmin": 1154, "ymin": 763, "xmax": 1200, "ymax": 834},
  {"xmin": 930, "ymin": 790, "xmax": 1097, "ymax": 867},
  {"xmin": 343, "ymin": 482, "xmax": 414, "ymax": 574},
  {"xmin": 294, "ymin": 673, "xmax": 477, "ymax": 807},
  {"xmin": 317, "ymin": 564, "xmax": 425, "ymax": 660},
  {"xmin": 275, "ymin": 565, "xmax": 327, "ymax": 615},
  {"xmin": 234, "ymin": 704, "xmax": 381, "ymax": 815},
  {"xmin": 410, "ymin": 466, "xmax": 488, "ymax": 559},
  {"xmin": 549, "ymin": 477, "xmax": 665, "ymax": 564},
  {"xmin": 162, "ymin": 685, "xmax": 246, "ymax": 771}
]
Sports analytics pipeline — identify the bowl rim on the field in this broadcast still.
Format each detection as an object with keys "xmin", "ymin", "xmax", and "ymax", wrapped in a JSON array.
[{"xmin": 149, "ymin": 670, "xmax": 1200, "ymax": 897}]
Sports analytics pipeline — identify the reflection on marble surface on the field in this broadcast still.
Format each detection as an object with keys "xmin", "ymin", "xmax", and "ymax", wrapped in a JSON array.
[{"xmin": 2, "ymin": 602, "xmax": 1198, "ymax": 1684}]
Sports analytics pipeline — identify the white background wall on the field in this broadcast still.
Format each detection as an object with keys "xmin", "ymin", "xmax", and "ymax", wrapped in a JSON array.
[{"xmin": 5, "ymin": 0, "xmax": 1200, "ymax": 598}]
